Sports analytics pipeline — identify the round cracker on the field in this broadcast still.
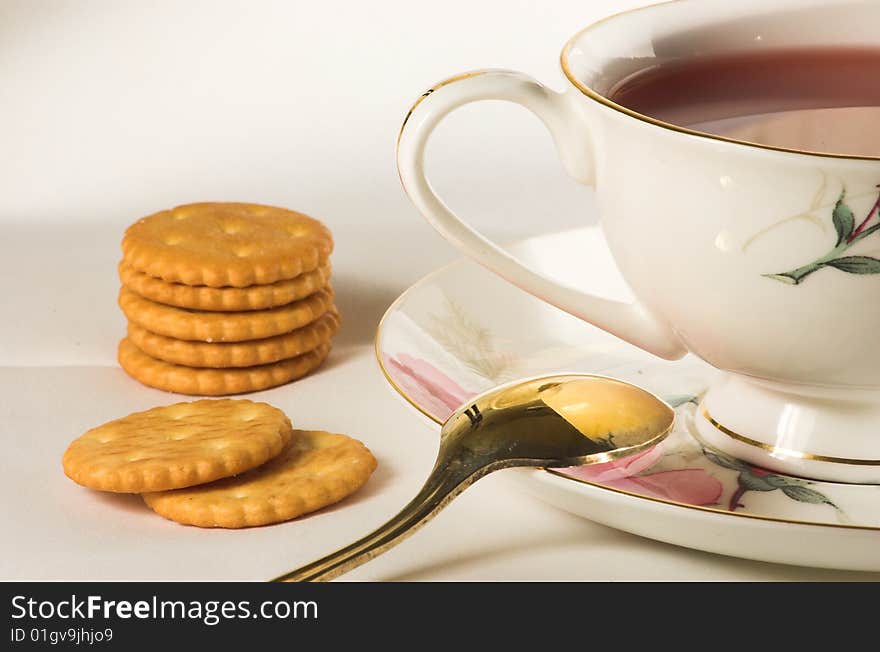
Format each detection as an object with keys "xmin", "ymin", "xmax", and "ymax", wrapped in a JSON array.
[
  {"xmin": 121, "ymin": 202, "xmax": 333, "ymax": 288},
  {"xmin": 62, "ymin": 399, "xmax": 292, "ymax": 493},
  {"xmin": 118, "ymin": 286, "xmax": 333, "ymax": 342},
  {"xmin": 143, "ymin": 430, "xmax": 377, "ymax": 528},
  {"xmin": 126, "ymin": 309, "xmax": 339, "ymax": 368},
  {"xmin": 118, "ymin": 339, "xmax": 331, "ymax": 395},
  {"xmin": 118, "ymin": 261, "xmax": 332, "ymax": 311}
]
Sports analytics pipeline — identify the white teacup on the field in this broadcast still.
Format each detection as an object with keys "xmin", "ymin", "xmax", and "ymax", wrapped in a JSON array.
[{"xmin": 397, "ymin": 0, "xmax": 880, "ymax": 483}]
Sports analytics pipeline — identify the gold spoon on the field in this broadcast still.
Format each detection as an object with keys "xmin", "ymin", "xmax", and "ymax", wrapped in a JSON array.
[{"xmin": 272, "ymin": 373, "xmax": 674, "ymax": 582}]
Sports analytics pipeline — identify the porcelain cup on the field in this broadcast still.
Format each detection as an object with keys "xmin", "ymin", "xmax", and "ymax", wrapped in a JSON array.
[{"xmin": 397, "ymin": 0, "xmax": 880, "ymax": 483}]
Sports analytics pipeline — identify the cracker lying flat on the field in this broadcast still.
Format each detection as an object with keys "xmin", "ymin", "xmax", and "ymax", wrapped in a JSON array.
[
  {"xmin": 126, "ymin": 310, "xmax": 340, "ymax": 368},
  {"xmin": 119, "ymin": 262, "xmax": 332, "ymax": 312},
  {"xmin": 118, "ymin": 339, "xmax": 331, "ymax": 395},
  {"xmin": 143, "ymin": 430, "xmax": 377, "ymax": 528},
  {"xmin": 122, "ymin": 202, "xmax": 333, "ymax": 287},
  {"xmin": 62, "ymin": 399, "xmax": 292, "ymax": 493},
  {"xmin": 118, "ymin": 286, "xmax": 333, "ymax": 342}
]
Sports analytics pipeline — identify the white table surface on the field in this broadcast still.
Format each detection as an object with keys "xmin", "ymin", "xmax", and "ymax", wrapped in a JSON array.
[{"xmin": 2, "ymin": 0, "xmax": 877, "ymax": 581}]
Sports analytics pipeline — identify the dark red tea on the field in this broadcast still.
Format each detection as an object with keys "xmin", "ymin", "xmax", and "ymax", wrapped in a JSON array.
[{"xmin": 608, "ymin": 48, "xmax": 880, "ymax": 156}]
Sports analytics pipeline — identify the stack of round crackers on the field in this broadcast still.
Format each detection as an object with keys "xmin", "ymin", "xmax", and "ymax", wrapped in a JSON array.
[{"xmin": 117, "ymin": 202, "xmax": 338, "ymax": 395}]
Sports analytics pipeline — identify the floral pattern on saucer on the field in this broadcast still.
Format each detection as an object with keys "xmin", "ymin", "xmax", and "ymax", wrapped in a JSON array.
[{"xmin": 379, "ymin": 286, "xmax": 879, "ymax": 528}]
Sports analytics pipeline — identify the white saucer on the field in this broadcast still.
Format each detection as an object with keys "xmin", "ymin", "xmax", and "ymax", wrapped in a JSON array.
[{"xmin": 375, "ymin": 227, "xmax": 880, "ymax": 571}]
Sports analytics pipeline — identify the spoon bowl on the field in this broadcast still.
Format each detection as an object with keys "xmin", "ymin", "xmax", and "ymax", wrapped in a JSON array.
[{"xmin": 273, "ymin": 373, "xmax": 674, "ymax": 582}]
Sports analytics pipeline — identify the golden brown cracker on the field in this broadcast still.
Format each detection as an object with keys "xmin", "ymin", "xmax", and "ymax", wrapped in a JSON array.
[
  {"xmin": 118, "ymin": 339, "xmax": 331, "ymax": 395},
  {"xmin": 126, "ymin": 310, "xmax": 339, "ymax": 368},
  {"xmin": 118, "ymin": 286, "xmax": 333, "ymax": 342},
  {"xmin": 121, "ymin": 202, "xmax": 333, "ymax": 287},
  {"xmin": 118, "ymin": 261, "xmax": 332, "ymax": 312},
  {"xmin": 143, "ymin": 430, "xmax": 377, "ymax": 528},
  {"xmin": 62, "ymin": 399, "xmax": 292, "ymax": 493}
]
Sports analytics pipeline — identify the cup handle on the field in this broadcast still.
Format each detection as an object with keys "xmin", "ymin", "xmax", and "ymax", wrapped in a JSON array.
[{"xmin": 397, "ymin": 69, "xmax": 687, "ymax": 360}]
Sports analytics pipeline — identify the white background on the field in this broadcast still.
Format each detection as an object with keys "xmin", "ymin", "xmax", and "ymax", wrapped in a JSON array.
[
  {"xmin": 2, "ymin": 0, "xmax": 875, "ymax": 581},
  {"xmin": 0, "ymin": 0, "xmax": 646, "ymax": 367}
]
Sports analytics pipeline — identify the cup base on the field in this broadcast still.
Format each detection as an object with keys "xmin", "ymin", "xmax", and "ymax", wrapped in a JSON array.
[{"xmin": 693, "ymin": 374, "xmax": 880, "ymax": 484}]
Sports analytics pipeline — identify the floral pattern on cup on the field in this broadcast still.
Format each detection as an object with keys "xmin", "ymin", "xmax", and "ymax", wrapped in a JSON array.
[{"xmin": 767, "ymin": 183, "xmax": 880, "ymax": 284}]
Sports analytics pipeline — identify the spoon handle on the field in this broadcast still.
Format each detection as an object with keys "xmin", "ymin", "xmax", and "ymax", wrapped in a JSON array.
[{"xmin": 271, "ymin": 459, "xmax": 501, "ymax": 582}]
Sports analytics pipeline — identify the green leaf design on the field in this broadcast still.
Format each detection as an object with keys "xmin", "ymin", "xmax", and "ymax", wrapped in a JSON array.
[
  {"xmin": 852, "ymin": 221, "xmax": 880, "ymax": 243},
  {"xmin": 763, "ymin": 261, "xmax": 826, "ymax": 285},
  {"xmin": 663, "ymin": 394, "xmax": 699, "ymax": 408},
  {"xmin": 832, "ymin": 195, "xmax": 855, "ymax": 246},
  {"xmin": 703, "ymin": 449, "xmax": 749, "ymax": 472},
  {"xmin": 764, "ymin": 183, "xmax": 880, "ymax": 284},
  {"xmin": 763, "ymin": 272, "xmax": 803, "ymax": 285},
  {"xmin": 764, "ymin": 474, "xmax": 810, "ymax": 488},
  {"xmin": 781, "ymin": 485, "xmax": 836, "ymax": 506},
  {"xmin": 823, "ymin": 256, "xmax": 880, "ymax": 275},
  {"xmin": 738, "ymin": 472, "xmax": 777, "ymax": 492}
]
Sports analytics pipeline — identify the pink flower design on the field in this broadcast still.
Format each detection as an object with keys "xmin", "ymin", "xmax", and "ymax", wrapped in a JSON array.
[
  {"xmin": 566, "ymin": 445, "xmax": 665, "ymax": 483},
  {"xmin": 562, "ymin": 444, "xmax": 723, "ymax": 506},
  {"xmin": 609, "ymin": 470, "xmax": 724, "ymax": 505},
  {"xmin": 384, "ymin": 352, "xmax": 724, "ymax": 507},
  {"xmin": 383, "ymin": 353, "xmax": 474, "ymax": 420}
]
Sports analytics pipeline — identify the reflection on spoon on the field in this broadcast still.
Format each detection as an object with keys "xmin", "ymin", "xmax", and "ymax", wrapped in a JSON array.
[{"xmin": 273, "ymin": 373, "xmax": 674, "ymax": 582}]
